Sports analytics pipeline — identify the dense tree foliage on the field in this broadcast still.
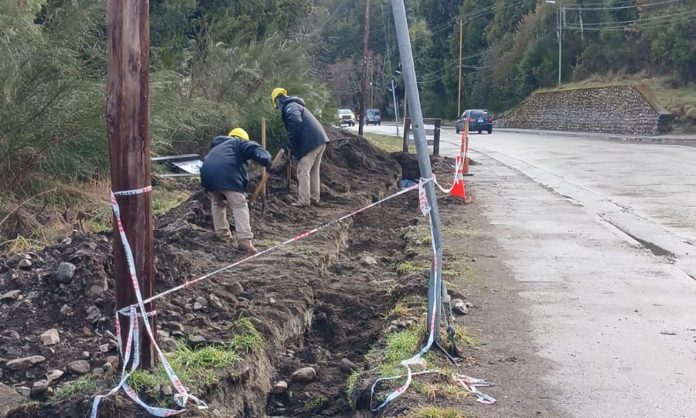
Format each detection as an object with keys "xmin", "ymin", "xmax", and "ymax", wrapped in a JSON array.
[
  {"xmin": 314, "ymin": 0, "xmax": 694, "ymax": 117},
  {"xmin": 1, "ymin": 0, "xmax": 694, "ymax": 195}
]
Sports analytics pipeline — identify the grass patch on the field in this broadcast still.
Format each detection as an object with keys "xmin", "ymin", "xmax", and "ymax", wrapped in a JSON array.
[
  {"xmin": 363, "ymin": 133, "xmax": 403, "ymax": 153},
  {"xmin": 152, "ymin": 189, "xmax": 190, "ymax": 217},
  {"xmin": 396, "ymin": 260, "xmax": 427, "ymax": 276},
  {"xmin": 0, "ymin": 235, "xmax": 45, "ymax": 254},
  {"xmin": 380, "ymin": 327, "xmax": 423, "ymax": 376},
  {"xmin": 127, "ymin": 318, "xmax": 262, "ymax": 401},
  {"xmin": 385, "ymin": 302, "xmax": 410, "ymax": 320},
  {"xmin": 402, "ymin": 225, "xmax": 432, "ymax": 246},
  {"xmin": 304, "ymin": 394, "xmax": 328, "ymax": 412},
  {"xmin": 53, "ymin": 376, "xmax": 98, "ymax": 401},
  {"xmin": 408, "ymin": 406, "xmax": 466, "ymax": 418},
  {"xmin": 453, "ymin": 325, "xmax": 481, "ymax": 347},
  {"xmin": 345, "ymin": 369, "xmax": 362, "ymax": 407}
]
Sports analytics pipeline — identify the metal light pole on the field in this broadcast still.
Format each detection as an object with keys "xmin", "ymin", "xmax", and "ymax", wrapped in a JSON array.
[
  {"xmin": 390, "ymin": 78, "xmax": 400, "ymax": 136},
  {"xmin": 391, "ymin": 0, "xmax": 446, "ymax": 344}
]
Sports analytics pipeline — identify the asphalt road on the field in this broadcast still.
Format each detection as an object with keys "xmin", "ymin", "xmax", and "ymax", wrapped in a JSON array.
[{"xmin": 353, "ymin": 124, "xmax": 696, "ymax": 417}]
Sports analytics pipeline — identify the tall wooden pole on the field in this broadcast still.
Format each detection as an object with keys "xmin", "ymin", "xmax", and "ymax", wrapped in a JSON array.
[
  {"xmin": 358, "ymin": 0, "xmax": 371, "ymax": 136},
  {"xmin": 107, "ymin": 0, "xmax": 155, "ymax": 369},
  {"xmin": 457, "ymin": 18, "xmax": 463, "ymax": 118}
]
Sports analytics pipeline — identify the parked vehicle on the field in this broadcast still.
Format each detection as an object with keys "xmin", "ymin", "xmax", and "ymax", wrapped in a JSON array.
[
  {"xmin": 365, "ymin": 108, "xmax": 381, "ymax": 125},
  {"xmin": 336, "ymin": 109, "xmax": 356, "ymax": 126},
  {"xmin": 455, "ymin": 109, "xmax": 492, "ymax": 134}
]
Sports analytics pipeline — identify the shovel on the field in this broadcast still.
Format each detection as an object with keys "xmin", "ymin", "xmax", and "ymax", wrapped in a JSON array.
[{"xmin": 250, "ymin": 149, "xmax": 285, "ymax": 204}]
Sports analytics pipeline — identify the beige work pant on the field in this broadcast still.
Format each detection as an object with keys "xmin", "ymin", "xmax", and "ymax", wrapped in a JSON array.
[
  {"xmin": 208, "ymin": 190, "xmax": 253, "ymax": 240},
  {"xmin": 296, "ymin": 143, "xmax": 326, "ymax": 205}
]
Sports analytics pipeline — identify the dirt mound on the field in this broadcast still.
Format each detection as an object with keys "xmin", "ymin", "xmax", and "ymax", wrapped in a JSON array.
[{"xmin": 1, "ymin": 131, "xmax": 463, "ymax": 417}]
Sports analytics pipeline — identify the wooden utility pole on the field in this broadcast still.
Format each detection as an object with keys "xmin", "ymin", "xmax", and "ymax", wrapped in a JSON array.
[
  {"xmin": 457, "ymin": 18, "xmax": 463, "ymax": 118},
  {"xmin": 107, "ymin": 0, "xmax": 155, "ymax": 369},
  {"xmin": 358, "ymin": 0, "xmax": 371, "ymax": 136}
]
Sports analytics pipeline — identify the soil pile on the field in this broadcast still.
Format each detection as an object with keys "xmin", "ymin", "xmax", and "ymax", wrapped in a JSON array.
[{"xmin": 1, "ymin": 130, "xmax": 463, "ymax": 417}]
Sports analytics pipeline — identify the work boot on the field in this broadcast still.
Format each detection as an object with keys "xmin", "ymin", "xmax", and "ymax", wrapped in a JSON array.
[
  {"xmin": 215, "ymin": 234, "xmax": 234, "ymax": 243},
  {"xmin": 238, "ymin": 239, "xmax": 258, "ymax": 254},
  {"xmin": 310, "ymin": 200, "xmax": 321, "ymax": 208},
  {"xmin": 291, "ymin": 201, "xmax": 310, "ymax": 208}
]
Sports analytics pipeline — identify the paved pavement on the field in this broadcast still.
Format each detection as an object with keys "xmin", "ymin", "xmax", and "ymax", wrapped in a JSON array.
[{"xmin": 353, "ymin": 124, "xmax": 696, "ymax": 417}]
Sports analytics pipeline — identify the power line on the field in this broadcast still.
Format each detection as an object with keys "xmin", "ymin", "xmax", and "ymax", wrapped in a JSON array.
[
  {"xmin": 564, "ymin": 8, "xmax": 696, "ymax": 28},
  {"xmin": 563, "ymin": 0, "xmax": 681, "ymax": 11}
]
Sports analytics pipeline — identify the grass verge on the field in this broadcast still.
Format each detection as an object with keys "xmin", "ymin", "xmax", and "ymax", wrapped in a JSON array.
[
  {"xmin": 363, "ymin": 133, "xmax": 403, "ymax": 153},
  {"xmin": 53, "ymin": 376, "xmax": 98, "ymax": 401},
  {"xmin": 127, "ymin": 318, "xmax": 262, "ymax": 404}
]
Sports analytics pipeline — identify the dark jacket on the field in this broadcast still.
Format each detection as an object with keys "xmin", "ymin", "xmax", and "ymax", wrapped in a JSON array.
[
  {"xmin": 200, "ymin": 136, "xmax": 272, "ymax": 193},
  {"xmin": 279, "ymin": 96, "xmax": 329, "ymax": 160}
]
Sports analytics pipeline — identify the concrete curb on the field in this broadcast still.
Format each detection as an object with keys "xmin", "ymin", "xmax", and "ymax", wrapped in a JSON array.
[{"xmin": 495, "ymin": 128, "xmax": 696, "ymax": 146}]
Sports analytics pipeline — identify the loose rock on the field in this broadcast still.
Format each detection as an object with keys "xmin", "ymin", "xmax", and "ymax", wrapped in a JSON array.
[
  {"xmin": 6, "ymin": 355, "xmax": 46, "ymax": 371},
  {"xmin": 31, "ymin": 380, "xmax": 50, "ymax": 396},
  {"xmin": 208, "ymin": 294, "xmax": 225, "ymax": 311},
  {"xmin": 272, "ymin": 380, "xmax": 288, "ymax": 394},
  {"xmin": 60, "ymin": 304, "xmax": 73, "ymax": 317},
  {"xmin": 85, "ymin": 285, "xmax": 105, "ymax": 299},
  {"xmin": 40, "ymin": 329, "xmax": 60, "ymax": 346},
  {"xmin": 188, "ymin": 335, "xmax": 207, "ymax": 347},
  {"xmin": 67, "ymin": 360, "xmax": 91, "ymax": 375},
  {"xmin": 15, "ymin": 386, "xmax": 31, "ymax": 398},
  {"xmin": 339, "ymin": 358, "xmax": 359, "ymax": 373},
  {"xmin": 227, "ymin": 281, "xmax": 244, "ymax": 296},
  {"xmin": 452, "ymin": 299, "xmax": 468, "ymax": 315},
  {"xmin": 86, "ymin": 305, "xmax": 100, "ymax": 323},
  {"xmin": 161, "ymin": 385, "xmax": 173, "ymax": 396},
  {"xmin": 160, "ymin": 338, "xmax": 177, "ymax": 352},
  {"xmin": 104, "ymin": 356, "xmax": 119, "ymax": 371},
  {"xmin": 7, "ymin": 254, "xmax": 30, "ymax": 268},
  {"xmin": 0, "ymin": 290, "xmax": 22, "ymax": 301},
  {"xmin": 46, "ymin": 370, "xmax": 64, "ymax": 383},
  {"xmin": 290, "ymin": 367, "xmax": 317, "ymax": 384},
  {"xmin": 0, "ymin": 383, "xmax": 23, "ymax": 415},
  {"xmin": 17, "ymin": 259, "xmax": 32, "ymax": 269},
  {"xmin": 360, "ymin": 255, "xmax": 378, "ymax": 266},
  {"xmin": 54, "ymin": 262, "xmax": 76, "ymax": 284}
]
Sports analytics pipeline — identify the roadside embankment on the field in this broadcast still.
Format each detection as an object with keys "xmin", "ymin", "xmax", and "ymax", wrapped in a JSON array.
[{"xmin": 496, "ymin": 84, "xmax": 672, "ymax": 135}]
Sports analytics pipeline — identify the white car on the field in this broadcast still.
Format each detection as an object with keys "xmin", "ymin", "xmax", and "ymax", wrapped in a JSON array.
[{"xmin": 336, "ymin": 109, "xmax": 356, "ymax": 126}]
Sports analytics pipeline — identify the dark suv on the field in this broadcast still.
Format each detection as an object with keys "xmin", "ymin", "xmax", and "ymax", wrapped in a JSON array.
[
  {"xmin": 455, "ymin": 109, "xmax": 492, "ymax": 134},
  {"xmin": 365, "ymin": 108, "xmax": 381, "ymax": 125}
]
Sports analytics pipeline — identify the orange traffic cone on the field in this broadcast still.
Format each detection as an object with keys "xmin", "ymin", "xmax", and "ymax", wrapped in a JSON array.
[{"xmin": 450, "ymin": 156, "xmax": 473, "ymax": 203}]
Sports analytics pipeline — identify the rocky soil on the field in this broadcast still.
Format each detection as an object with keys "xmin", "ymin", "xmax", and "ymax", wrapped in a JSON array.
[{"xmin": 1, "ymin": 129, "xmax": 466, "ymax": 417}]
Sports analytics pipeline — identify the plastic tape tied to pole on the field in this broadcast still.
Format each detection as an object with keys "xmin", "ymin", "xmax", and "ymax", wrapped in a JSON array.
[{"xmin": 91, "ymin": 186, "xmax": 207, "ymax": 418}]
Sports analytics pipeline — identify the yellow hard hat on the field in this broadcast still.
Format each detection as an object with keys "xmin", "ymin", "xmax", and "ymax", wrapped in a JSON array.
[
  {"xmin": 228, "ymin": 128, "xmax": 250, "ymax": 141},
  {"xmin": 271, "ymin": 87, "xmax": 288, "ymax": 108}
]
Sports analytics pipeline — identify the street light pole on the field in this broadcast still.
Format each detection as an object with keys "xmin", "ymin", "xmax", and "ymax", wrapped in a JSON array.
[
  {"xmin": 391, "ymin": 78, "xmax": 400, "ymax": 136},
  {"xmin": 558, "ymin": 5, "xmax": 562, "ymax": 85},
  {"xmin": 546, "ymin": 0, "xmax": 562, "ymax": 86}
]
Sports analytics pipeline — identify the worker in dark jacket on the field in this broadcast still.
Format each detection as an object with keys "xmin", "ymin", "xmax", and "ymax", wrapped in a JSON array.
[
  {"xmin": 272, "ymin": 87, "xmax": 329, "ymax": 207},
  {"xmin": 200, "ymin": 128, "xmax": 271, "ymax": 253}
]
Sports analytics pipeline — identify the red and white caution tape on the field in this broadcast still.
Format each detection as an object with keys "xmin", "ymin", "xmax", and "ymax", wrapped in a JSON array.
[
  {"xmin": 91, "ymin": 186, "xmax": 206, "ymax": 418},
  {"xmin": 94, "ymin": 181, "xmax": 431, "ymax": 416},
  {"xmin": 432, "ymin": 156, "xmax": 463, "ymax": 194}
]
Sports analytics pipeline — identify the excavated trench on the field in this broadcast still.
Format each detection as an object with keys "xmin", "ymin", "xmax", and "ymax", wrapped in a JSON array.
[{"xmin": 1, "ymin": 133, "xmax": 452, "ymax": 418}]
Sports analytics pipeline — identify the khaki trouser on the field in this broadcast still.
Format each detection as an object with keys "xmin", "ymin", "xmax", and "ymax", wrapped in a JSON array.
[
  {"xmin": 296, "ymin": 143, "xmax": 326, "ymax": 205},
  {"xmin": 208, "ymin": 190, "xmax": 253, "ymax": 240}
]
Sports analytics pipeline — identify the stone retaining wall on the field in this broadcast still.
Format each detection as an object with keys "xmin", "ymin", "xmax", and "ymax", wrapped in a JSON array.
[{"xmin": 495, "ymin": 85, "xmax": 672, "ymax": 135}]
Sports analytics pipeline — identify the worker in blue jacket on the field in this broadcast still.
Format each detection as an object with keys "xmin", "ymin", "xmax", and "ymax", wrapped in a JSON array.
[
  {"xmin": 272, "ymin": 87, "xmax": 329, "ymax": 207},
  {"xmin": 200, "ymin": 128, "xmax": 271, "ymax": 253}
]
